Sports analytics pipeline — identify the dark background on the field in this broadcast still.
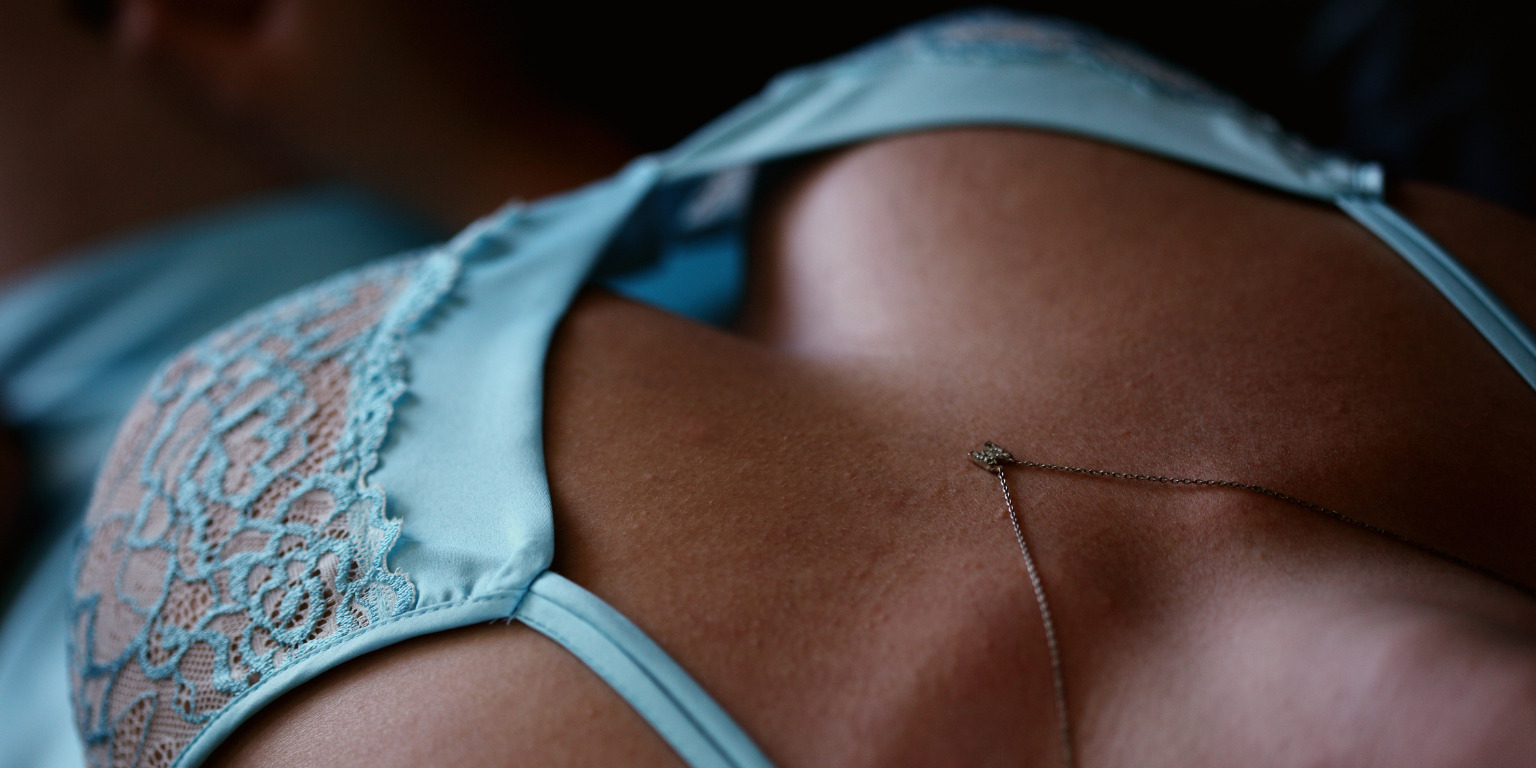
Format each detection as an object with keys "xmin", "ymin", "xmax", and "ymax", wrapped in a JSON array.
[{"xmin": 508, "ymin": 1, "xmax": 1533, "ymax": 216}]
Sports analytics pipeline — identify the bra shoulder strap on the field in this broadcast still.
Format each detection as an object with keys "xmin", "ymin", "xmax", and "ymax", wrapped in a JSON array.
[
  {"xmin": 1336, "ymin": 195, "xmax": 1536, "ymax": 392},
  {"xmin": 515, "ymin": 572, "xmax": 778, "ymax": 768}
]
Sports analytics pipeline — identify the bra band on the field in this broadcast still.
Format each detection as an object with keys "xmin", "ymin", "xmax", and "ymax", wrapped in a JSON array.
[
  {"xmin": 514, "ymin": 573, "xmax": 778, "ymax": 768},
  {"xmin": 1336, "ymin": 196, "xmax": 1536, "ymax": 391}
]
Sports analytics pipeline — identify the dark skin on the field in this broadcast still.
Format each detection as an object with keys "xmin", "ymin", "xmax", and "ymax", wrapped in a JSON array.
[
  {"xmin": 209, "ymin": 129, "xmax": 1536, "ymax": 767},
  {"xmin": 109, "ymin": 0, "xmax": 633, "ymax": 230}
]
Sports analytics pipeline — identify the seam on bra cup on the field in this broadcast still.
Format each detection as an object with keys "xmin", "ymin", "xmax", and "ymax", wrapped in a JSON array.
[
  {"xmin": 1336, "ymin": 195, "xmax": 1536, "ymax": 393},
  {"xmin": 513, "ymin": 572, "xmax": 777, "ymax": 768}
]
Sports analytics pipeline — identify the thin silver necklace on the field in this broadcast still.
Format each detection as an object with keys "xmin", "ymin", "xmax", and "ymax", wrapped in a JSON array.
[{"xmin": 968, "ymin": 440, "xmax": 1530, "ymax": 768}]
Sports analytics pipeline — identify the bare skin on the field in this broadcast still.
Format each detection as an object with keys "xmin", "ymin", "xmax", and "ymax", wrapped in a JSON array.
[
  {"xmin": 111, "ymin": 0, "xmax": 634, "ymax": 230},
  {"xmin": 211, "ymin": 129, "xmax": 1536, "ymax": 767}
]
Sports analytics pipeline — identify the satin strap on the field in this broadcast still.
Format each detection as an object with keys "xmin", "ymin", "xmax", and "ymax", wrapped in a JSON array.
[
  {"xmin": 1336, "ymin": 196, "xmax": 1536, "ymax": 392},
  {"xmin": 514, "ymin": 572, "xmax": 777, "ymax": 768}
]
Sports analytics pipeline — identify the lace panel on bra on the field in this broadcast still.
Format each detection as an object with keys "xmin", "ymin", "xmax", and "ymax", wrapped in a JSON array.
[
  {"xmin": 845, "ymin": 10, "xmax": 1234, "ymax": 106},
  {"xmin": 68, "ymin": 252, "xmax": 458, "ymax": 768}
]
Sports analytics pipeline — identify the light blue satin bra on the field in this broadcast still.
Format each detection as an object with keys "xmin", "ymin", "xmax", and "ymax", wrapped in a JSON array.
[{"xmin": 66, "ymin": 11, "xmax": 1536, "ymax": 768}]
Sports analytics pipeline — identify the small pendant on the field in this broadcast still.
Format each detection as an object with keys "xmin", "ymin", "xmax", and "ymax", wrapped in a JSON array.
[{"xmin": 969, "ymin": 441, "xmax": 1018, "ymax": 473}]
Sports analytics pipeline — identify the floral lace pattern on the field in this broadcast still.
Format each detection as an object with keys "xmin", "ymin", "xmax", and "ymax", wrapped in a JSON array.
[
  {"xmin": 845, "ymin": 10, "xmax": 1234, "ymax": 106},
  {"xmin": 68, "ymin": 251, "xmax": 458, "ymax": 768}
]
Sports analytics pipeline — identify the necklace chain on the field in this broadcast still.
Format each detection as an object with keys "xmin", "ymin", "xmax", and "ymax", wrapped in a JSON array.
[
  {"xmin": 992, "ymin": 466, "xmax": 1075, "ymax": 768},
  {"xmin": 968, "ymin": 440, "xmax": 1531, "ymax": 768}
]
